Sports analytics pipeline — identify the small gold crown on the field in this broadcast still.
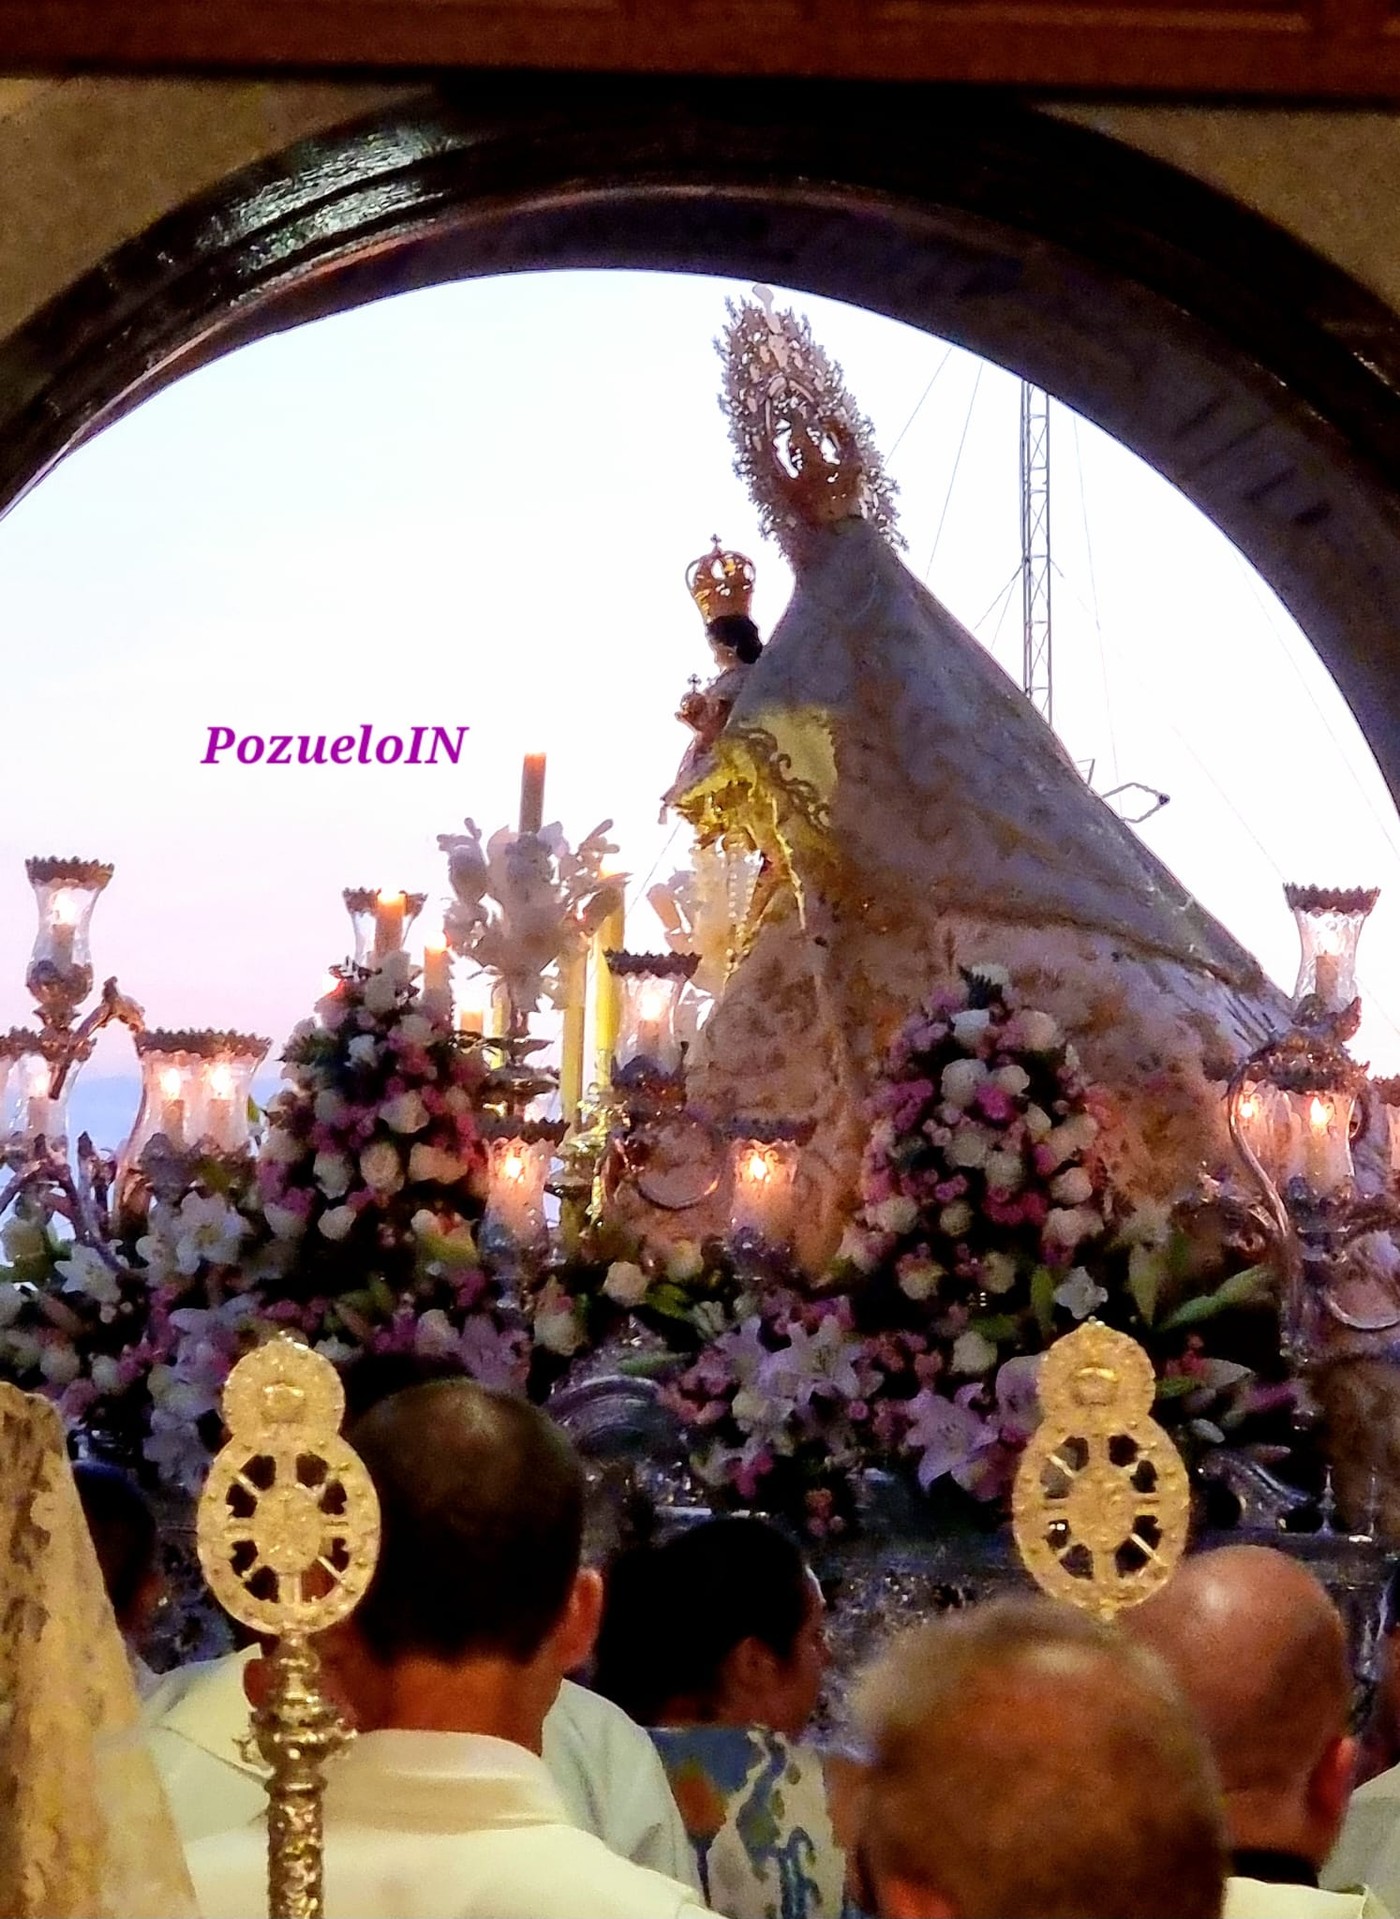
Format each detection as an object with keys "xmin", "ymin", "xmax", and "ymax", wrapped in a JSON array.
[{"xmin": 686, "ymin": 537, "xmax": 756, "ymax": 625}]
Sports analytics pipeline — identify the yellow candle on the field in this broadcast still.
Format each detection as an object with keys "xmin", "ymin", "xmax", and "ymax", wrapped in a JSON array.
[
  {"xmin": 422, "ymin": 937, "xmax": 452, "ymax": 1023},
  {"xmin": 519, "ymin": 752, "xmax": 547, "ymax": 836},
  {"xmin": 592, "ymin": 885, "xmax": 625, "ymax": 1083},
  {"xmin": 559, "ymin": 947, "xmax": 587, "ymax": 1125},
  {"xmin": 373, "ymin": 890, "xmax": 406, "ymax": 960}
]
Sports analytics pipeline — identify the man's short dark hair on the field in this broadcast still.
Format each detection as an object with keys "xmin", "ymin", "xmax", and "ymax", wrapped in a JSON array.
[
  {"xmin": 348, "ymin": 1379, "xmax": 584, "ymax": 1665},
  {"xmin": 73, "ymin": 1459, "xmax": 158, "ymax": 1632}
]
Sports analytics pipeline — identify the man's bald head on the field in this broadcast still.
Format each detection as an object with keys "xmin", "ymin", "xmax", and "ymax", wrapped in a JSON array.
[
  {"xmin": 852, "ymin": 1597, "xmax": 1226, "ymax": 1919},
  {"xmin": 1127, "ymin": 1545, "xmax": 1351, "ymax": 1801}
]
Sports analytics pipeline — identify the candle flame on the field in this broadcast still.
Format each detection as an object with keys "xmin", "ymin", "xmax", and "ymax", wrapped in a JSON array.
[
  {"xmin": 159, "ymin": 1067, "xmax": 183, "ymax": 1099},
  {"xmin": 51, "ymin": 891, "xmax": 80, "ymax": 926},
  {"xmin": 744, "ymin": 1150, "xmax": 771, "ymax": 1184},
  {"xmin": 208, "ymin": 1063, "xmax": 235, "ymax": 1099},
  {"xmin": 502, "ymin": 1150, "xmax": 527, "ymax": 1183},
  {"xmin": 638, "ymin": 980, "xmax": 671, "ymax": 1020},
  {"xmin": 1238, "ymin": 1092, "xmax": 1260, "ymax": 1123},
  {"xmin": 1309, "ymin": 1095, "xmax": 1331, "ymax": 1131},
  {"xmin": 425, "ymin": 934, "xmax": 447, "ymax": 955},
  {"xmin": 376, "ymin": 890, "xmax": 405, "ymax": 909}
]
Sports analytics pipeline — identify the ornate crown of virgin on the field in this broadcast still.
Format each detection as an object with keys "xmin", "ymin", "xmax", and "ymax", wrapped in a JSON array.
[
  {"xmin": 686, "ymin": 537, "xmax": 757, "ymax": 625},
  {"xmin": 718, "ymin": 286, "xmax": 903, "ymax": 554}
]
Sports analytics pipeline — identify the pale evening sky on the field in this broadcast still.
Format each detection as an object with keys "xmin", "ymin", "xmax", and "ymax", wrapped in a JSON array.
[{"xmin": 2, "ymin": 268, "xmax": 1398, "ymax": 1147}]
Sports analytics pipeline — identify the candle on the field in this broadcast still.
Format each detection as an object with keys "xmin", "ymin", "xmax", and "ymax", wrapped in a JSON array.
[
  {"xmin": 422, "ymin": 937, "xmax": 452, "ymax": 1023},
  {"xmin": 159, "ymin": 1067, "xmax": 187, "ymax": 1150},
  {"xmin": 1314, "ymin": 952, "xmax": 1341, "ymax": 1007},
  {"xmin": 559, "ymin": 947, "xmax": 587, "ymax": 1125},
  {"xmin": 373, "ymin": 890, "xmax": 406, "ymax": 961},
  {"xmin": 485, "ymin": 1136, "xmax": 551, "ymax": 1247},
  {"xmin": 206, "ymin": 1061, "xmax": 236, "ymax": 1152},
  {"xmin": 26, "ymin": 1095, "xmax": 53, "ymax": 1143},
  {"xmin": 729, "ymin": 1138, "xmax": 800, "ymax": 1241},
  {"xmin": 49, "ymin": 892, "xmax": 78, "ymax": 973},
  {"xmin": 519, "ymin": 752, "xmax": 547, "ymax": 836},
  {"xmin": 592, "ymin": 884, "xmax": 625, "ymax": 1082}
]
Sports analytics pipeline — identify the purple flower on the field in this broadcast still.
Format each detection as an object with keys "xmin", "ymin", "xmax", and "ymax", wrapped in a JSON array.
[{"xmin": 903, "ymin": 1387, "xmax": 996, "ymax": 1490}]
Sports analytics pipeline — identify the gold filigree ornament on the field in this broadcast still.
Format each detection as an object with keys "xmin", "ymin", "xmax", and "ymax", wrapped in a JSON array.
[
  {"xmin": 1012, "ymin": 1320, "xmax": 1190, "ymax": 1623},
  {"xmin": 197, "ymin": 1336, "xmax": 381, "ymax": 1919}
]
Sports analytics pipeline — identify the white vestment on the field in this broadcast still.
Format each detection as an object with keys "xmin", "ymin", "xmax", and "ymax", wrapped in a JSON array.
[
  {"xmin": 1227, "ymin": 1874, "xmax": 1392, "ymax": 1917},
  {"xmin": 186, "ymin": 1728, "xmax": 710, "ymax": 1919},
  {"xmin": 144, "ymin": 1649, "xmax": 696, "ymax": 1887},
  {"xmin": 1325, "ymin": 1764, "xmax": 1400, "ymax": 1914}
]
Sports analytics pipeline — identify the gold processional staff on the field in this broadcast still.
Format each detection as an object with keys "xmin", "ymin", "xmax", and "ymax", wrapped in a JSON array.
[{"xmin": 196, "ymin": 1337, "xmax": 381, "ymax": 1919}]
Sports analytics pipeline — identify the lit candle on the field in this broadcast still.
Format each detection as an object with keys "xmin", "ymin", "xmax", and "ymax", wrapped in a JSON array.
[
  {"xmin": 633, "ymin": 978, "xmax": 671, "ymax": 1067},
  {"xmin": 559, "ymin": 947, "xmax": 587, "ymax": 1125},
  {"xmin": 26, "ymin": 1095, "xmax": 53, "ymax": 1143},
  {"xmin": 206, "ymin": 1060, "xmax": 236, "ymax": 1152},
  {"xmin": 729, "ymin": 1137, "xmax": 800, "ymax": 1242},
  {"xmin": 421, "ymin": 937, "xmax": 452, "ymax": 1023},
  {"xmin": 49, "ymin": 892, "xmax": 78, "ymax": 973},
  {"xmin": 373, "ymin": 890, "xmax": 406, "ymax": 961},
  {"xmin": 592, "ymin": 881, "xmax": 625, "ymax": 1081},
  {"xmin": 1314, "ymin": 952, "xmax": 1341, "ymax": 1007},
  {"xmin": 159, "ymin": 1066, "xmax": 187, "ymax": 1150},
  {"xmin": 485, "ymin": 1136, "xmax": 551, "ymax": 1247},
  {"xmin": 519, "ymin": 752, "xmax": 547, "ymax": 837}
]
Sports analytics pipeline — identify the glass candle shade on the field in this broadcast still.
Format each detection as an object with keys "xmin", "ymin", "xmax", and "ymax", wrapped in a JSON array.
[
  {"xmin": 126, "ymin": 1030, "xmax": 269, "ymax": 1166},
  {"xmin": 24, "ymin": 857, "xmax": 112, "ymax": 1025},
  {"xmin": 343, "ymin": 888, "xmax": 426, "ymax": 966},
  {"xmin": 482, "ymin": 1126, "xmax": 563, "ymax": 1250},
  {"xmin": 1276, "ymin": 1083, "xmax": 1358, "ymax": 1197},
  {"xmin": 1377, "ymin": 1078, "xmax": 1400, "ymax": 1183},
  {"xmin": 1284, "ymin": 883, "xmax": 1379, "ymax": 1014},
  {"xmin": 1, "ymin": 1040, "xmax": 69, "ymax": 1151},
  {"xmin": 1232, "ymin": 1081, "xmax": 1292, "ymax": 1179},
  {"xmin": 728, "ymin": 1135, "xmax": 801, "ymax": 1242},
  {"xmin": 608, "ymin": 953, "xmax": 700, "ymax": 1078}
]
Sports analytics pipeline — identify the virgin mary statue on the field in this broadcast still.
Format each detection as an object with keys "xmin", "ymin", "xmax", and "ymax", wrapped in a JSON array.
[{"xmin": 668, "ymin": 293, "xmax": 1288, "ymax": 1271}]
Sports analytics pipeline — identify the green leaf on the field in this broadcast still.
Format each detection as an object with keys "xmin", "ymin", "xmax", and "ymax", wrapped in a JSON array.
[
  {"xmin": 1029, "ymin": 1265, "xmax": 1057, "ymax": 1339},
  {"xmin": 1158, "ymin": 1264, "xmax": 1273, "ymax": 1332},
  {"xmin": 969, "ymin": 1314, "xmax": 1019, "ymax": 1344},
  {"xmin": 1127, "ymin": 1244, "xmax": 1165, "ymax": 1326},
  {"xmin": 642, "ymin": 1281, "xmax": 695, "ymax": 1324},
  {"xmin": 1153, "ymin": 1373, "xmax": 1197, "ymax": 1401}
]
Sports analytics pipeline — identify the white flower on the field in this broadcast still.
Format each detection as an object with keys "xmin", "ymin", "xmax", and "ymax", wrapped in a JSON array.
[
  {"xmin": 264, "ymin": 1202, "xmax": 308, "ymax": 1241},
  {"xmin": 261, "ymin": 1126, "xmax": 303, "ymax": 1166},
  {"xmin": 938, "ymin": 1201, "xmax": 974, "ymax": 1238},
  {"xmin": 868, "ymin": 1195, "xmax": 918, "ymax": 1235},
  {"xmin": 144, "ymin": 1408, "xmax": 213, "ymax": 1495},
  {"xmin": 1121, "ymin": 1200, "xmax": 1173, "ymax": 1248},
  {"xmin": 666, "ymin": 1241, "xmax": 705, "ymax": 1283},
  {"xmin": 314, "ymin": 1337, "xmax": 357, "ymax": 1366},
  {"xmin": 1014, "ymin": 1009, "xmax": 1061, "ymax": 1052},
  {"xmin": 715, "ymin": 1318, "xmax": 770, "ymax": 1389},
  {"xmin": 1043, "ymin": 1206, "xmax": 1101, "ymax": 1253},
  {"xmin": 89, "ymin": 1355, "xmax": 123, "ymax": 1395},
  {"xmin": 414, "ymin": 1308, "xmax": 460, "ymax": 1357},
  {"xmin": 362, "ymin": 971, "xmax": 400, "ymax": 1015},
  {"xmin": 951, "ymin": 1008, "xmax": 993, "ymax": 1047},
  {"xmin": 408, "ymin": 1142, "xmax": 463, "ymax": 1185},
  {"xmin": 951, "ymin": 1329, "xmax": 998, "ymax": 1376},
  {"xmin": 381, "ymin": 1091, "xmax": 430, "ymax": 1136},
  {"xmin": 903, "ymin": 1388, "xmax": 994, "ymax": 1490},
  {"xmin": 1, "ymin": 1330, "xmax": 41, "ymax": 1370},
  {"xmin": 318, "ymin": 1205, "xmax": 357, "ymax": 1242},
  {"xmin": 1024, "ymin": 1104, "xmax": 1053, "ymax": 1141},
  {"xmin": 313, "ymin": 1089, "xmax": 350, "ymax": 1125},
  {"xmin": 940, "ymin": 1058, "xmax": 989, "ymax": 1109},
  {"xmin": 0, "ymin": 1282, "xmax": 25, "ymax": 1328},
  {"xmin": 946, "ymin": 1124, "xmax": 993, "ymax": 1171},
  {"xmin": 966, "ymin": 961, "xmax": 1010, "ymax": 990},
  {"xmin": 981, "ymin": 1252, "xmax": 1019, "ymax": 1294},
  {"xmin": 359, "ymin": 1140, "xmax": 405, "ymax": 1193},
  {"xmin": 1, "ymin": 1218, "xmax": 46, "ymax": 1262},
  {"xmin": 534, "ymin": 1283, "xmax": 584, "ymax": 1356},
  {"xmin": 759, "ymin": 1318, "xmax": 863, "ymax": 1408},
  {"xmin": 837, "ymin": 1224, "xmax": 885, "ymax": 1273},
  {"xmin": 992, "ymin": 1063, "xmax": 1030, "ymax": 1097},
  {"xmin": 984, "ymin": 1149, "xmax": 1024, "ymax": 1192},
  {"xmin": 1054, "ymin": 1266, "xmax": 1108, "ymax": 1320},
  {"xmin": 286, "ymin": 1018, "xmax": 317, "ymax": 1048},
  {"xmin": 898, "ymin": 1258, "xmax": 944, "ymax": 1302},
  {"xmin": 397, "ymin": 1013, "xmax": 434, "ymax": 1047},
  {"xmin": 174, "ymin": 1192, "xmax": 245, "ymax": 1274},
  {"xmin": 313, "ymin": 1151, "xmax": 354, "ymax": 1199},
  {"xmin": 603, "ymin": 1261, "xmax": 650, "ymax": 1307},
  {"xmin": 869, "ymin": 1118, "xmax": 897, "ymax": 1156},
  {"xmin": 55, "ymin": 1244, "xmax": 121, "ymax": 1308},
  {"xmin": 316, "ymin": 991, "xmax": 349, "ymax": 1032},
  {"xmin": 39, "ymin": 1343, "xmax": 80, "ymax": 1386},
  {"xmin": 348, "ymin": 1035, "xmax": 380, "ymax": 1066},
  {"xmin": 1050, "ymin": 1166, "xmax": 1095, "ymax": 1206}
]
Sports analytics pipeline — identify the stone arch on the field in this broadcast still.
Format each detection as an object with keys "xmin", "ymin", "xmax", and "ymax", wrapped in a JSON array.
[{"xmin": 5, "ymin": 78, "xmax": 1400, "ymax": 797}]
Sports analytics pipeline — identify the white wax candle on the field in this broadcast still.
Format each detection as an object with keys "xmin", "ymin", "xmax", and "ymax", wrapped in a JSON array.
[
  {"xmin": 1314, "ymin": 952, "xmax": 1341, "ymax": 1007},
  {"xmin": 519, "ymin": 753, "xmax": 547, "ymax": 836},
  {"xmin": 373, "ymin": 891, "xmax": 406, "ymax": 960},
  {"xmin": 422, "ymin": 940, "xmax": 452, "ymax": 1022},
  {"xmin": 26, "ymin": 1095, "xmax": 53, "ymax": 1142},
  {"xmin": 206, "ymin": 1062, "xmax": 237, "ymax": 1152}
]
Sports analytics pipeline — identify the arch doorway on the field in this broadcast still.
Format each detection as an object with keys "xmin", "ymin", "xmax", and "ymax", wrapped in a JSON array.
[{"xmin": 6, "ymin": 75, "xmax": 1400, "ymax": 806}]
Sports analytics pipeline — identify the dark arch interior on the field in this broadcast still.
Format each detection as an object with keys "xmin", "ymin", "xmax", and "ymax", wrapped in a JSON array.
[{"xmin": 6, "ymin": 76, "xmax": 1400, "ymax": 801}]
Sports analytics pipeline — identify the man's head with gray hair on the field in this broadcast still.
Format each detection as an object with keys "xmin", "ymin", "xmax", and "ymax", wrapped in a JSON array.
[{"xmin": 850, "ymin": 1596, "xmax": 1227, "ymax": 1919}]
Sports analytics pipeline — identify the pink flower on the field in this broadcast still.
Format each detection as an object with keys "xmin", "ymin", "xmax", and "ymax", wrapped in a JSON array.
[{"xmin": 974, "ymin": 1084, "xmax": 1017, "ymax": 1124}]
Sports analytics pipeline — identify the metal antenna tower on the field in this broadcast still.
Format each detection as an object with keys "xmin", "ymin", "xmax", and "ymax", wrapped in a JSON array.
[{"xmin": 1020, "ymin": 381, "xmax": 1053, "ymax": 724}]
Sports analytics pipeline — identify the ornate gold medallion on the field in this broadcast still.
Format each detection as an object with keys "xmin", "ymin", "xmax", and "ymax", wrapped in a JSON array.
[
  {"xmin": 1012, "ymin": 1320, "xmax": 1189, "ymax": 1622},
  {"xmin": 198, "ymin": 1336, "xmax": 380, "ymax": 1637}
]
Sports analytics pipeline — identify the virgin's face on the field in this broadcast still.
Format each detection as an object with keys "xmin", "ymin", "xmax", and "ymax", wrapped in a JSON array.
[{"xmin": 709, "ymin": 635, "xmax": 740, "ymax": 670}]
